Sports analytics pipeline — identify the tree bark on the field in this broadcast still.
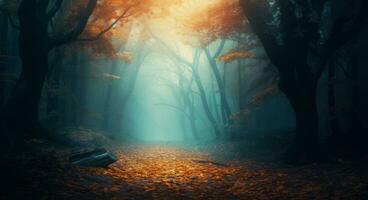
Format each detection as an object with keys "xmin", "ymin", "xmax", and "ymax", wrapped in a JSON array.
[
  {"xmin": 240, "ymin": 0, "xmax": 323, "ymax": 163},
  {"xmin": 350, "ymin": 55, "xmax": 362, "ymax": 133},
  {"xmin": 46, "ymin": 48, "xmax": 63, "ymax": 119},
  {"xmin": 0, "ymin": 11, "xmax": 8, "ymax": 109},
  {"xmin": 3, "ymin": 0, "xmax": 98, "ymax": 143},
  {"xmin": 283, "ymin": 79, "xmax": 321, "ymax": 163},
  {"xmin": 328, "ymin": 60, "xmax": 340, "ymax": 139},
  {"xmin": 4, "ymin": 0, "xmax": 49, "ymax": 139}
]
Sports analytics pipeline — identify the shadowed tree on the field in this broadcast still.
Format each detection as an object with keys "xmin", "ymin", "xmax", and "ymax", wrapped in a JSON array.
[
  {"xmin": 239, "ymin": 0, "xmax": 368, "ymax": 163},
  {"xmin": 0, "ymin": 0, "xmax": 141, "ymax": 143},
  {"xmin": 2, "ymin": 0, "xmax": 98, "ymax": 142}
]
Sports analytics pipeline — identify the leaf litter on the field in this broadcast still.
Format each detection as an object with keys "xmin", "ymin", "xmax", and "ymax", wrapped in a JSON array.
[{"xmin": 2, "ymin": 143, "xmax": 368, "ymax": 200}]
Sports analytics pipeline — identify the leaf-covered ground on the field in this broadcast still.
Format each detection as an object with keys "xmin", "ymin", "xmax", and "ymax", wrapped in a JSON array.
[
  {"xmin": 2, "ymin": 142, "xmax": 368, "ymax": 199},
  {"xmin": 69, "ymin": 144, "xmax": 368, "ymax": 200}
]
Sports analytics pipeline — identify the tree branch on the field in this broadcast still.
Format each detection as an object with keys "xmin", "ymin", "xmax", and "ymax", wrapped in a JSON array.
[
  {"xmin": 239, "ymin": 0, "xmax": 285, "ymax": 68},
  {"xmin": 77, "ymin": 5, "xmax": 135, "ymax": 42},
  {"xmin": 48, "ymin": 0, "xmax": 98, "ymax": 49},
  {"xmin": 321, "ymin": 0, "xmax": 368, "ymax": 64},
  {"xmin": 46, "ymin": 0, "xmax": 63, "ymax": 20},
  {"xmin": 150, "ymin": 33, "xmax": 193, "ymax": 68},
  {"xmin": 213, "ymin": 39, "xmax": 226, "ymax": 59}
]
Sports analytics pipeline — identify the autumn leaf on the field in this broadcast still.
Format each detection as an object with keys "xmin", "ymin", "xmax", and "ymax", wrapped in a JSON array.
[{"xmin": 218, "ymin": 50, "xmax": 254, "ymax": 63}]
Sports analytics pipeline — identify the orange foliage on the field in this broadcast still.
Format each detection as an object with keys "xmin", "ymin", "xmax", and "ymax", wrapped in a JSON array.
[
  {"xmin": 230, "ymin": 84, "xmax": 280, "ymax": 123},
  {"xmin": 182, "ymin": 0, "xmax": 249, "ymax": 47},
  {"xmin": 65, "ymin": 0, "xmax": 183, "ymax": 59},
  {"xmin": 218, "ymin": 50, "xmax": 254, "ymax": 62}
]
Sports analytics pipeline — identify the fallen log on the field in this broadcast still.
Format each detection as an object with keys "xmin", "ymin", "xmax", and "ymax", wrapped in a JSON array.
[{"xmin": 69, "ymin": 148, "xmax": 117, "ymax": 167}]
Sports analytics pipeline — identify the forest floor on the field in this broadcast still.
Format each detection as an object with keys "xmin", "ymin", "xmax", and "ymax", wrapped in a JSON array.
[{"xmin": 2, "ymin": 130, "xmax": 368, "ymax": 199}]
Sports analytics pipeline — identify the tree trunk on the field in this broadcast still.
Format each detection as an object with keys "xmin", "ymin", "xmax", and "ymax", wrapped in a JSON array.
[
  {"xmin": 2, "ymin": 0, "xmax": 98, "ymax": 144},
  {"xmin": 350, "ymin": 55, "xmax": 362, "ymax": 133},
  {"xmin": 345, "ymin": 52, "xmax": 367, "ymax": 156},
  {"xmin": 0, "ymin": 12, "xmax": 8, "ymax": 109},
  {"xmin": 69, "ymin": 52, "xmax": 81, "ymax": 125},
  {"xmin": 192, "ymin": 69, "xmax": 221, "ymax": 138},
  {"xmin": 5, "ymin": 42, "xmax": 49, "ymax": 139},
  {"xmin": 237, "ymin": 60, "xmax": 244, "ymax": 109},
  {"xmin": 188, "ymin": 98, "xmax": 199, "ymax": 140},
  {"xmin": 117, "ymin": 55, "xmax": 144, "ymax": 133},
  {"xmin": 102, "ymin": 60, "xmax": 119, "ymax": 131},
  {"xmin": 4, "ymin": 1, "xmax": 49, "ymax": 140},
  {"xmin": 280, "ymin": 63, "xmax": 322, "ymax": 164},
  {"xmin": 210, "ymin": 75, "xmax": 221, "ymax": 124},
  {"xmin": 190, "ymin": 50, "xmax": 221, "ymax": 138},
  {"xmin": 205, "ymin": 48, "xmax": 231, "ymax": 124},
  {"xmin": 46, "ymin": 49, "xmax": 63, "ymax": 119},
  {"xmin": 328, "ymin": 60, "xmax": 340, "ymax": 138}
]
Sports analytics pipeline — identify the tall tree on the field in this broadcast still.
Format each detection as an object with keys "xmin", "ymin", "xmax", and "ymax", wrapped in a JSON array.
[
  {"xmin": 183, "ymin": 0, "xmax": 248, "ymax": 126},
  {"xmin": 1, "ymin": 0, "xmax": 136, "ymax": 142},
  {"xmin": 239, "ymin": 0, "xmax": 368, "ymax": 163}
]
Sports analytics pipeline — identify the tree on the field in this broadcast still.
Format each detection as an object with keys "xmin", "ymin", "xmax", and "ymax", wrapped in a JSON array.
[
  {"xmin": 0, "ymin": 0, "xmax": 142, "ymax": 144},
  {"xmin": 0, "ymin": 0, "xmax": 186, "ymax": 143},
  {"xmin": 182, "ymin": 0, "xmax": 249, "ymax": 126},
  {"xmin": 239, "ymin": 0, "xmax": 368, "ymax": 163},
  {"xmin": 0, "ymin": 10, "xmax": 8, "ymax": 108},
  {"xmin": 150, "ymin": 30, "xmax": 222, "ymax": 137}
]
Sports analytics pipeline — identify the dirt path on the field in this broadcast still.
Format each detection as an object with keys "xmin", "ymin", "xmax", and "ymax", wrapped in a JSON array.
[{"xmin": 60, "ymin": 145, "xmax": 368, "ymax": 200}]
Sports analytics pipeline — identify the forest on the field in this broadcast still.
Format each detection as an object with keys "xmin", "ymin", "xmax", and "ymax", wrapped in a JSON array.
[{"xmin": 0, "ymin": 0, "xmax": 368, "ymax": 199}]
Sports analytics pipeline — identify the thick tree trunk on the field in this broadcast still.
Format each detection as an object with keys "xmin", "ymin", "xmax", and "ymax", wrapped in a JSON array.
[
  {"xmin": 279, "ymin": 62, "xmax": 322, "ymax": 164},
  {"xmin": 328, "ymin": 60, "xmax": 340, "ymax": 138},
  {"xmin": 4, "ymin": 1, "xmax": 49, "ymax": 140},
  {"xmin": 350, "ymin": 55, "xmax": 362, "ymax": 134},
  {"xmin": 344, "ymin": 53, "xmax": 367, "ymax": 156},
  {"xmin": 46, "ymin": 49, "xmax": 63, "ymax": 119},
  {"xmin": 5, "ymin": 39, "xmax": 49, "ymax": 139},
  {"xmin": 0, "ymin": 12, "xmax": 8, "ymax": 109},
  {"xmin": 2, "ymin": 0, "xmax": 98, "ymax": 144}
]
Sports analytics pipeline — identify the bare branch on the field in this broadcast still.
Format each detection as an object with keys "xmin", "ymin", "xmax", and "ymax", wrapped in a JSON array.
[
  {"xmin": 212, "ymin": 39, "xmax": 226, "ymax": 59},
  {"xmin": 147, "ymin": 25, "xmax": 193, "ymax": 68},
  {"xmin": 77, "ymin": 5, "xmax": 135, "ymax": 42}
]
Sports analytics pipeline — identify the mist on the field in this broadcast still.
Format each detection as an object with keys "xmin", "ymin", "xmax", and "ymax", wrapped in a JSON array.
[{"xmin": 1, "ymin": 0, "xmax": 368, "ymax": 199}]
